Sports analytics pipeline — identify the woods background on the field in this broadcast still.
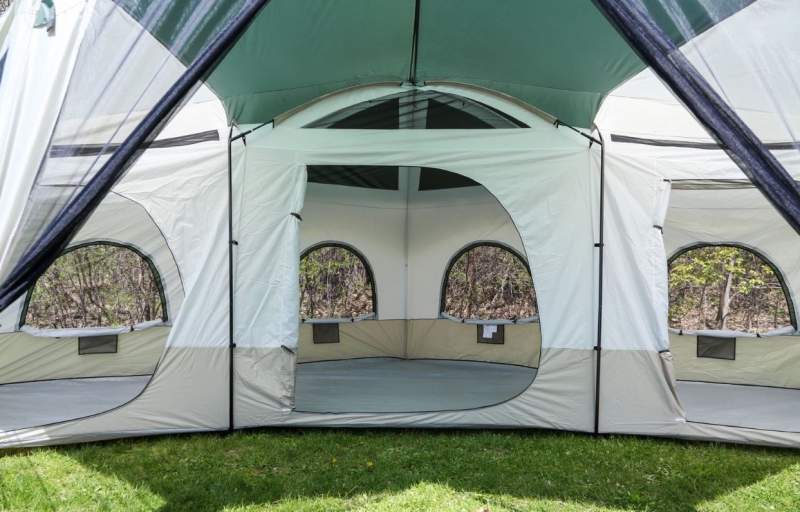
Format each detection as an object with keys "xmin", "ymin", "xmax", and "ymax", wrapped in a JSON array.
[{"xmin": 25, "ymin": 243, "xmax": 792, "ymax": 333}]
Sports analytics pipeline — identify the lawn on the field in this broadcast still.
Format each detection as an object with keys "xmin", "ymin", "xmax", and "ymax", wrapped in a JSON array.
[{"xmin": 1, "ymin": 429, "xmax": 800, "ymax": 511}]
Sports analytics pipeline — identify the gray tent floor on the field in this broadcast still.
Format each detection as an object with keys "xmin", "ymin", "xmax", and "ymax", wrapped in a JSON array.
[
  {"xmin": 0, "ymin": 375, "xmax": 150, "ymax": 432},
  {"xmin": 677, "ymin": 381, "xmax": 800, "ymax": 432},
  {"xmin": 294, "ymin": 358, "xmax": 537, "ymax": 413}
]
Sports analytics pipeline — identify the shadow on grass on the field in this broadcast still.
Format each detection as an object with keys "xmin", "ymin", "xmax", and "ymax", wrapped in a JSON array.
[{"xmin": 10, "ymin": 428, "xmax": 800, "ymax": 511}]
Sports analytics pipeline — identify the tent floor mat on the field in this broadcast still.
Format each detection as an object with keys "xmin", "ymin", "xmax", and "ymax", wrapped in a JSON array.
[
  {"xmin": 677, "ymin": 380, "xmax": 800, "ymax": 432},
  {"xmin": 294, "ymin": 357, "xmax": 537, "ymax": 413},
  {"xmin": 0, "ymin": 375, "xmax": 151, "ymax": 432}
]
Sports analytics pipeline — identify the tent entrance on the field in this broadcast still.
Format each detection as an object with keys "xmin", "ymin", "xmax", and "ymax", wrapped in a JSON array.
[{"xmin": 293, "ymin": 166, "xmax": 541, "ymax": 414}]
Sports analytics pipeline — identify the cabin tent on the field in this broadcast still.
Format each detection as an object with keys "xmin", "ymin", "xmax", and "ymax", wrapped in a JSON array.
[{"xmin": 0, "ymin": 0, "xmax": 799, "ymax": 448}]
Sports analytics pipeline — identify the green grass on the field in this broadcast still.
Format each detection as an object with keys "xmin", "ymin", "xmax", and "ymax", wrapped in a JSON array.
[{"xmin": 2, "ymin": 430, "xmax": 800, "ymax": 511}]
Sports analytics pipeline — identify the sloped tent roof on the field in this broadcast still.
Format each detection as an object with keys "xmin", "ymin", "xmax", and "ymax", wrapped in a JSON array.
[{"xmin": 116, "ymin": 0, "xmax": 748, "ymax": 127}]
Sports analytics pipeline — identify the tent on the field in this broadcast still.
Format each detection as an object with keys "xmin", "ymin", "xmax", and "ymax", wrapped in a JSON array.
[{"xmin": 0, "ymin": 0, "xmax": 799, "ymax": 448}]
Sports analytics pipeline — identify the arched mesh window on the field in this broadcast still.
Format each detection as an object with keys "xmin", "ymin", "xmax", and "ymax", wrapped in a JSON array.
[
  {"xmin": 300, "ymin": 244, "xmax": 376, "ymax": 320},
  {"xmin": 441, "ymin": 243, "xmax": 537, "ymax": 321},
  {"xmin": 305, "ymin": 90, "xmax": 527, "ymax": 130},
  {"xmin": 669, "ymin": 245, "xmax": 795, "ymax": 333},
  {"xmin": 25, "ymin": 243, "xmax": 166, "ymax": 329}
]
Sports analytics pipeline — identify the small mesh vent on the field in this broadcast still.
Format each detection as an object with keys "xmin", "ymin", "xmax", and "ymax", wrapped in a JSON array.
[
  {"xmin": 313, "ymin": 323, "xmax": 340, "ymax": 344},
  {"xmin": 477, "ymin": 324, "xmax": 505, "ymax": 344},
  {"xmin": 696, "ymin": 335, "xmax": 735, "ymax": 360},
  {"xmin": 78, "ymin": 335, "xmax": 119, "ymax": 355}
]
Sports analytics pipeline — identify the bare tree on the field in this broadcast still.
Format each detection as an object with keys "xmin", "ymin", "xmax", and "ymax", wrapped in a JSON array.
[
  {"xmin": 443, "ymin": 245, "xmax": 536, "ymax": 320},
  {"xmin": 299, "ymin": 246, "xmax": 374, "ymax": 319},
  {"xmin": 26, "ymin": 245, "xmax": 164, "ymax": 329}
]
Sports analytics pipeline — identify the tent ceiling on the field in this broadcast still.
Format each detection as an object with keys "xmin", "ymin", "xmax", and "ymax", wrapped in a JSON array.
[{"xmin": 115, "ymin": 0, "xmax": 751, "ymax": 127}]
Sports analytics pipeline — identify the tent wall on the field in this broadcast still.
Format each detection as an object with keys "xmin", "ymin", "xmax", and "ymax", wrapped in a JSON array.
[
  {"xmin": 671, "ymin": 333, "xmax": 800, "ymax": 389},
  {"xmin": 406, "ymin": 183, "xmax": 527, "ymax": 320},
  {"xmin": 0, "ymin": 63, "xmax": 233, "ymax": 446},
  {"xmin": 230, "ymin": 86, "xmax": 598, "ymax": 431},
  {"xmin": 592, "ymin": 147, "xmax": 685, "ymax": 436},
  {"xmin": 0, "ymin": 326, "xmax": 168, "ymax": 384},
  {"xmin": 235, "ymin": 109, "xmax": 595, "ymax": 351},
  {"xmin": 663, "ymin": 187, "xmax": 800, "ymax": 321},
  {"xmin": 298, "ymin": 320, "xmax": 541, "ymax": 368},
  {"xmin": 0, "ymin": 192, "xmax": 185, "ymax": 332},
  {"xmin": 301, "ymin": 183, "xmax": 406, "ymax": 319},
  {"xmin": 0, "ymin": 345, "xmax": 228, "ymax": 447},
  {"xmin": 299, "ymin": 169, "xmax": 538, "ymax": 367},
  {"xmin": 298, "ymin": 320, "xmax": 405, "ymax": 362},
  {"xmin": 405, "ymin": 320, "xmax": 540, "ymax": 367}
]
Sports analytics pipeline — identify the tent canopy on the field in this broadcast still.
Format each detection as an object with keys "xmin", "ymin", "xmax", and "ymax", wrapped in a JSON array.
[{"xmin": 116, "ymin": 0, "xmax": 749, "ymax": 127}]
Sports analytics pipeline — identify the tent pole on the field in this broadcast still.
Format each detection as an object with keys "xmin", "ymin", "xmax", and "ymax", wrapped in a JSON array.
[
  {"xmin": 593, "ymin": 130, "xmax": 605, "ymax": 435},
  {"xmin": 231, "ymin": 121, "xmax": 269, "ymax": 142},
  {"xmin": 407, "ymin": 0, "xmax": 421, "ymax": 84},
  {"xmin": 554, "ymin": 119, "xmax": 601, "ymax": 146},
  {"xmin": 227, "ymin": 126, "xmax": 235, "ymax": 433}
]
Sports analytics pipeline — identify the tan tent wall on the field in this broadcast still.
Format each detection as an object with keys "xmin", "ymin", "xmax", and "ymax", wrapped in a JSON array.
[
  {"xmin": 298, "ymin": 320, "xmax": 406, "ymax": 362},
  {"xmin": 298, "ymin": 319, "xmax": 540, "ymax": 367},
  {"xmin": 671, "ymin": 332, "xmax": 800, "ymax": 389},
  {"xmin": 406, "ymin": 320, "xmax": 540, "ymax": 367},
  {"xmin": 1, "ymin": 345, "xmax": 229, "ymax": 448},
  {"xmin": 0, "ymin": 327, "xmax": 169, "ymax": 384}
]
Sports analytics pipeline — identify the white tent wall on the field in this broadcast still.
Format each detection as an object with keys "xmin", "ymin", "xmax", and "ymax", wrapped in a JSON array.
[
  {"xmin": 591, "ymin": 146, "xmax": 686, "ymax": 437},
  {"xmin": 0, "ymin": 327, "xmax": 168, "ymax": 384},
  {"xmin": 0, "ymin": 72, "xmax": 233, "ymax": 447},
  {"xmin": 0, "ymin": 134, "xmax": 233, "ymax": 446},
  {"xmin": 301, "ymin": 183, "xmax": 407, "ymax": 320},
  {"xmin": 231, "ymin": 85, "xmax": 600, "ymax": 430},
  {"xmin": 405, "ymin": 183, "xmax": 528, "ymax": 320},
  {"xmin": 590, "ymin": 135, "xmax": 800, "ymax": 446},
  {"xmin": 664, "ymin": 187, "xmax": 800, "ymax": 323},
  {"xmin": 297, "ymin": 173, "xmax": 540, "ymax": 366},
  {"xmin": 584, "ymin": 0, "xmax": 800, "ymax": 446},
  {"xmin": 0, "ymin": 0, "xmax": 16, "ymax": 44},
  {"xmin": 0, "ymin": 192, "xmax": 181, "ymax": 386}
]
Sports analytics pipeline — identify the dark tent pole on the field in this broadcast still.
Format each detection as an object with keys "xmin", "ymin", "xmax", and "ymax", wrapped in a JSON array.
[
  {"xmin": 227, "ymin": 126, "xmax": 236, "ymax": 433},
  {"xmin": 0, "ymin": 0, "xmax": 273, "ymax": 313},
  {"xmin": 407, "ymin": 0, "xmax": 421, "ymax": 84},
  {"xmin": 593, "ymin": 130, "xmax": 606, "ymax": 435},
  {"xmin": 592, "ymin": 0, "xmax": 800, "ymax": 235}
]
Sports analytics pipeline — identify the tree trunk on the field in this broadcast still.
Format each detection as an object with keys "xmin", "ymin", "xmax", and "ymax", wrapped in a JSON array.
[{"xmin": 718, "ymin": 270, "xmax": 734, "ymax": 330}]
